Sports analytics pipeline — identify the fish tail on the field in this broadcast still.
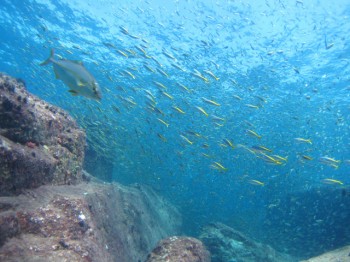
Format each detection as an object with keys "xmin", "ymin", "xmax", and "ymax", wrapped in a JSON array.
[{"xmin": 40, "ymin": 49, "xmax": 54, "ymax": 66}]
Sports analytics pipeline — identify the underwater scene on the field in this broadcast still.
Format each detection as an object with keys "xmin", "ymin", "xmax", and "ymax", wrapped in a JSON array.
[{"xmin": 1, "ymin": 0, "xmax": 350, "ymax": 261}]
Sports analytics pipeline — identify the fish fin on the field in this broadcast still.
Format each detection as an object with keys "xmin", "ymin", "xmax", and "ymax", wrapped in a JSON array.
[
  {"xmin": 40, "ymin": 49, "xmax": 55, "ymax": 66},
  {"xmin": 53, "ymin": 67, "xmax": 60, "ymax": 79},
  {"xmin": 68, "ymin": 90, "xmax": 79, "ymax": 96}
]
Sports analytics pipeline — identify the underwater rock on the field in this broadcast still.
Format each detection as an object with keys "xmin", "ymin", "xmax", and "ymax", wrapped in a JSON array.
[
  {"xmin": 0, "ymin": 73, "xmax": 86, "ymax": 196},
  {"xmin": 145, "ymin": 236, "xmax": 210, "ymax": 262},
  {"xmin": 0, "ymin": 180, "xmax": 181, "ymax": 262},
  {"xmin": 199, "ymin": 222, "xmax": 294, "ymax": 262},
  {"xmin": 301, "ymin": 245, "xmax": 350, "ymax": 261}
]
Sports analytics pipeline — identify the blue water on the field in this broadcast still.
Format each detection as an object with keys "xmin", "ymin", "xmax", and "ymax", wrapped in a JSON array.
[{"xmin": 1, "ymin": 0, "xmax": 350, "ymax": 259}]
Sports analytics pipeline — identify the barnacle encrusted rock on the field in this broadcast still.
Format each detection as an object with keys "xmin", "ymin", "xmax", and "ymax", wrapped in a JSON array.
[
  {"xmin": 0, "ymin": 73, "xmax": 86, "ymax": 195},
  {"xmin": 145, "ymin": 236, "xmax": 210, "ymax": 262},
  {"xmin": 0, "ymin": 180, "xmax": 182, "ymax": 262}
]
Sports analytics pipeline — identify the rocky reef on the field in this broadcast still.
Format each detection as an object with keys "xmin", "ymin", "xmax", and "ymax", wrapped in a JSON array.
[
  {"xmin": 0, "ymin": 73, "xmax": 183, "ymax": 262},
  {"xmin": 0, "ymin": 179, "xmax": 181, "ymax": 262},
  {"xmin": 146, "ymin": 236, "xmax": 210, "ymax": 262},
  {"xmin": 0, "ymin": 74, "xmax": 86, "ymax": 195},
  {"xmin": 199, "ymin": 222, "xmax": 294, "ymax": 262}
]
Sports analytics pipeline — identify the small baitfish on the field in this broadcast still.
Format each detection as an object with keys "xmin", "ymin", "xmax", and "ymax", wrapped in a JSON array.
[{"xmin": 40, "ymin": 49, "xmax": 102, "ymax": 101}]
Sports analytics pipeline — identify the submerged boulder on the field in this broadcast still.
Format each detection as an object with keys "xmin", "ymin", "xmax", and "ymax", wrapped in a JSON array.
[
  {"xmin": 146, "ymin": 236, "xmax": 210, "ymax": 262},
  {"xmin": 199, "ymin": 222, "xmax": 294, "ymax": 262},
  {"xmin": 0, "ymin": 180, "xmax": 181, "ymax": 262},
  {"xmin": 0, "ymin": 73, "xmax": 86, "ymax": 195},
  {"xmin": 301, "ymin": 245, "xmax": 350, "ymax": 262}
]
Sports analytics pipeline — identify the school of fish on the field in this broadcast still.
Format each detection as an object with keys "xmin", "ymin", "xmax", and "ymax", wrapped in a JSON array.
[{"xmin": 2, "ymin": 0, "xmax": 349, "ymax": 200}]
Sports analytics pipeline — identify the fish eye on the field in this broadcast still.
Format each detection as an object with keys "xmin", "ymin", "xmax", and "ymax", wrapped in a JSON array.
[{"xmin": 92, "ymin": 83, "xmax": 97, "ymax": 91}]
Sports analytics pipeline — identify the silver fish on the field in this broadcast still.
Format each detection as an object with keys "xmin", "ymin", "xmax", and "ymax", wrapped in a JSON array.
[{"xmin": 40, "ymin": 49, "xmax": 102, "ymax": 101}]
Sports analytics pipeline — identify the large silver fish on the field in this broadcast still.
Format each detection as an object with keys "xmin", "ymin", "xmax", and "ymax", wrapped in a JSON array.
[{"xmin": 40, "ymin": 49, "xmax": 102, "ymax": 101}]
